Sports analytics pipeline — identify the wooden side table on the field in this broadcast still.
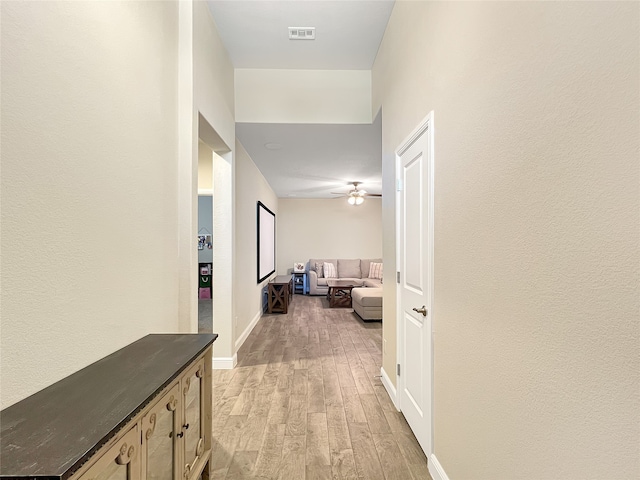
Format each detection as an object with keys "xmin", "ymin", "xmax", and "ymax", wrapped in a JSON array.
[{"xmin": 268, "ymin": 275, "xmax": 293, "ymax": 314}]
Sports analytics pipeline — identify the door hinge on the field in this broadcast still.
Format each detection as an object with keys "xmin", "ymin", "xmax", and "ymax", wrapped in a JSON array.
[
  {"xmin": 397, "ymin": 364, "xmax": 400, "ymax": 376},
  {"xmin": 397, "ymin": 271, "xmax": 400, "ymax": 284}
]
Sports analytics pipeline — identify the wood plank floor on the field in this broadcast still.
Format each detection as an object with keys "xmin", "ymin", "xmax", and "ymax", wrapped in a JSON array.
[{"xmin": 211, "ymin": 294, "xmax": 432, "ymax": 480}]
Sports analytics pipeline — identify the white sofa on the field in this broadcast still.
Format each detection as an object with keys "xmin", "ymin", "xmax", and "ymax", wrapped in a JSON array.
[{"xmin": 307, "ymin": 258, "xmax": 382, "ymax": 296}]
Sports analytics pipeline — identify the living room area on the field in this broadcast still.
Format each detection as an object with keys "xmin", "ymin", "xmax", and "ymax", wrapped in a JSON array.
[
  {"xmin": 232, "ymin": 141, "xmax": 383, "ymax": 325},
  {"xmin": 195, "ymin": 96, "xmax": 385, "ymax": 341}
]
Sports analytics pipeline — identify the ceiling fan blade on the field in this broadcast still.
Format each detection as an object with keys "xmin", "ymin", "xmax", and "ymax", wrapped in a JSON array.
[
  {"xmin": 365, "ymin": 193, "xmax": 382, "ymax": 197},
  {"xmin": 330, "ymin": 192, "xmax": 346, "ymax": 195}
]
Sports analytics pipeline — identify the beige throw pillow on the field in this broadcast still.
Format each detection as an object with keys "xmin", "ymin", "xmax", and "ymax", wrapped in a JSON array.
[
  {"xmin": 315, "ymin": 262, "xmax": 324, "ymax": 278},
  {"xmin": 323, "ymin": 262, "xmax": 337, "ymax": 278},
  {"xmin": 369, "ymin": 262, "xmax": 383, "ymax": 280}
]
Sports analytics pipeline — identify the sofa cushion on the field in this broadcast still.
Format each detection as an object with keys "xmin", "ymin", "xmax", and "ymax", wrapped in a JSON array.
[
  {"xmin": 338, "ymin": 259, "xmax": 361, "ymax": 279},
  {"xmin": 324, "ymin": 262, "xmax": 337, "ymax": 278},
  {"xmin": 352, "ymin": 287, "xmax": 383, "ymax": 307},
  {"xmin": 361, "ymin": 258, "xmax": 382, "ymax": 279},
  {"xmin": 317, "ymin": 278, "xmax": 328, "ymax": 286},
  {"xmin": 368, "ymin": 262, "xmax": 383, "ymax": 280},
  {"xmin": 309, "ymin": 259, "xmax": 337, "ymax": 273},
  {"xmin": 363, "ymin": 278, "xmax": 382, "ymax": 288}
]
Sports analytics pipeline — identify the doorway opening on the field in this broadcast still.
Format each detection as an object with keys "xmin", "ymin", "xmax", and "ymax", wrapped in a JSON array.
[
  {"xmin": 197, "ymin": 114, "xmax": 231, "ymax": 334},
  {"xmin": 197, "ymin": 141, "xmax": 213, "ymax": 333}
]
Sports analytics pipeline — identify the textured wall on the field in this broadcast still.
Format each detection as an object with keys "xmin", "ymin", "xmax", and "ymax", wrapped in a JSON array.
[
  {"xmin": 1, "ymin": 1, "xmax": 181, "ymax": 408},
  {"xmin": 193, "ymin": 2, "xmax": 235, "ymax": 150},
  {"xmin": 235, "ymin": 69, "xmax": 372, "ymax": 124},
  {"xmin": 276, "ymin": 198, "xmax": 383, "ymax": 276},
  {"xmin": 198, "ymin": 140, "xmax": 213, "ymax": 192},
  {"xmin": 212, "ymin": 151, "xmax": 234, "ymax": 357},
  {"xmin": 191, "ymin": 1, "xmax": 236, "ymax": 357},
  {"xmin": 373, "ymin": 1, "xmax": 639, "ymax": 478},
  {"xmin": 234, "ymin": 141, "xmax": 278, "ymax": 347}
]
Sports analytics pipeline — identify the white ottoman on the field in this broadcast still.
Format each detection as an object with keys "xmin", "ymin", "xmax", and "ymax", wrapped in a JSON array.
[{"xmin": 352, "ymin": 287, "xmax": 383, "ymax": 321}]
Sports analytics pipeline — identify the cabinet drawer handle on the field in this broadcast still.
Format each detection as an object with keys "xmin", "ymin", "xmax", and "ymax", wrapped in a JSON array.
[
  {"xmin": 176, "ymin": 432, "xmax": 184, "ymax": 438},
  {"xmin": 183, "ymin": 423, "xmax": 190, "ymax": 430}
]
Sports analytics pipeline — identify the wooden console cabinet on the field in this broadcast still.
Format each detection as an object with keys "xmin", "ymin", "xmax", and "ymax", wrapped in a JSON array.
[{"xmin": 0, "ymin": 334, "xmax": 217, "ymax": 480}]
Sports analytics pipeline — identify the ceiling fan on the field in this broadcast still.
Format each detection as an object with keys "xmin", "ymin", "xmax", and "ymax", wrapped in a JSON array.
[{"xmin": 332, "ymin": 182, "xmax": 382, "ymax": 206}]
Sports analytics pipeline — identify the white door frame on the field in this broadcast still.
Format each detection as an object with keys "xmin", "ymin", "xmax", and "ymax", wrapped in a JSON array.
[{"xmin": 395, "ymin": 111, "xmax": 435, "ymax": 457}]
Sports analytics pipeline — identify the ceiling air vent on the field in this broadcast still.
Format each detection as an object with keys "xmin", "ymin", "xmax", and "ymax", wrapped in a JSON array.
[{"xmin": 288, "ymin": 27, "xmax": 315, "ymax": 40}]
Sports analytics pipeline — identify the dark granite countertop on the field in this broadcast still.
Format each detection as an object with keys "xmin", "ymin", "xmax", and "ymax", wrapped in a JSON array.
[{"xmin": 0, "ymin": 333, "xmax": 217, "ymax": 480}]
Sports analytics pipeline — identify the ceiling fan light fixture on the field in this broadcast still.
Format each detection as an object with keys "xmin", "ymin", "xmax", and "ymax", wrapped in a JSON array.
[{"xmin": 338, "ymin": 182, "xmax": 377, "ymax": 205}]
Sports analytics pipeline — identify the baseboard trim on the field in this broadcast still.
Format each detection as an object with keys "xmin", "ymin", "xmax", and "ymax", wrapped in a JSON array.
[
  {"xmin": 428, "ymin": 454, "xmax": 450, "ymax": 480},
  {"xmin": 380, "ymin": 366, "xmax": 399, "ymax": 411},
  {"xmin": 235, "ymin": 311, "xmax": 262, "ymax": 350},
  {"xmin": 213, "ymin": 354, "xmax": 237, "ymax": 369}
]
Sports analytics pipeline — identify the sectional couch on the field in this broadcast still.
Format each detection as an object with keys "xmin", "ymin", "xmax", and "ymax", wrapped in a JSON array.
[
  {"xmin": 307, "ymin": 258, "xmax": 382, "ymax": 295},
  {"xmin": 308, "ymin": 258, "xmax": 383, "ymax": 321}
]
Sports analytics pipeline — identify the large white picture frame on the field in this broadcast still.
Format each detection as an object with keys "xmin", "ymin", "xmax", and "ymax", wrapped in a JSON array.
[{"xmin": 257, "ymin": 201, "xmax": 276, "ymax": 283}]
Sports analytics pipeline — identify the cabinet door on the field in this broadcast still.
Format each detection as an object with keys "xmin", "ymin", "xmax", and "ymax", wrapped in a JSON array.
[
  {"xmin": 79, "ymin": 425, "xmax": 140, "ymax": 480},
  {"xmin": 181, "ymin": 359, "xmax": 206, "ymax": 479},
  {"xmin": 141, "ymin": 384, "xmax": 181, "ymax": 480}
]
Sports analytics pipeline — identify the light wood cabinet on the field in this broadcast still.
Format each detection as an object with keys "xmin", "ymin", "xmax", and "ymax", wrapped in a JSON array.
[
  {"xmin": 180, "ymin": 358, "xmax": 210, "ymax": 480},
  {"xmin": 141, "ymin": 384, "xmax": 181, "ymax": 480},
  {"xmin": 138, "ymin": 358, "xmax": 211, "ymax": 480},
  {"xmin": 79, "ymin": 426, "xmax": 141, "ymax": 480},
  {"xmin": 0, "ymin": 334, "xmax": 217, "ymax": 480},
  {"xmin": 90, "ymin": 355, "xmax": 212, "ymax": 480}
]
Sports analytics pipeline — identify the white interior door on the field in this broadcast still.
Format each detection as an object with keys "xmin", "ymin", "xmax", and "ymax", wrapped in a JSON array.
[{"xmin": 396, "ymin": 112, "xmax": 434, "ymax": 456}]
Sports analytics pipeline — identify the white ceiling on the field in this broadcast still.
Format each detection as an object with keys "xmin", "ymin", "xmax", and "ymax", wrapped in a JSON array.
[
  {"xmin": 206, "ymin": 1, "xmax": 391, "ymax": 198},
  {"xmin": 236, "ymin": 115, "xmax": 382, "ymax": 198},
  {"xmin": 206, "ymin": 1, "xmax": 395, "ymax": 70}
]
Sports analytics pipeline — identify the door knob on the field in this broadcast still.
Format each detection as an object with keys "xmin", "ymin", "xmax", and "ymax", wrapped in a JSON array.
[{"xmin": 413, "ymin": 306, "xmax": 428, "ymax": 317}]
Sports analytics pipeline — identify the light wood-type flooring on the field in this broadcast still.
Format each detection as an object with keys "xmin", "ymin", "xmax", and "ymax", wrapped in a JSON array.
[{"xmin": 211, "ymin": 294, "xmax": 432, "ymax": 480}]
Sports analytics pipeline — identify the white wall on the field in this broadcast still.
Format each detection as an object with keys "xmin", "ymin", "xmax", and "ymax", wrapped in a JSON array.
[
  {"xmin": 197, "ymin": 140, "xmax": 213, "ymax": 192},
  {"xmin": 373, "ymin": 2, "xmax": 639, "ymax": 478},
  {"xmin": 276, "ymin": 198, "xmax": 382, "ymax": 275},
  {"xmin": 189, "ymin": 0, "xmax": 236, "ymax": 360},
  {"xmin": 212, "ymin": 151, "xmax": 234, "ymax": 356},
  {"xmin": 235, "ymin": 69, "xmax": 372, "ymax": 124},
  {"xmin": 0, "ymin": 1, "xmax": 181, "ymax": 408},
  {"xmin": 193, "ymin": 3, "xmax": 234, "ymax": 150},
  {"xmin": 234, "ymin": 141, "xmax": 278, "ymax": 349}
]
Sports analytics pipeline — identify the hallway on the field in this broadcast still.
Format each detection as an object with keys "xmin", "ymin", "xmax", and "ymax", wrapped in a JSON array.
[{"xmin": 211, "ymin": 295, "xmax": 431, "ymax": 479}]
